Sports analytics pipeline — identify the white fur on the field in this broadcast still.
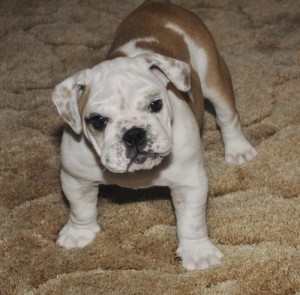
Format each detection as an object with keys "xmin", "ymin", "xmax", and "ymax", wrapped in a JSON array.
[
  {"xmin": 53, "ymin": 6, "xmax": 257, "ymax": 272},
  {"xmin": 118, "ymin": 37, "xmax": 159, "ymax": 57},
  {"xmin": 54, "ymin": 54, "xmax": 224, "ymax": 269},
  {"xmin": 165, "ymin": 22, "xmax": 208, "ymax": 90}
]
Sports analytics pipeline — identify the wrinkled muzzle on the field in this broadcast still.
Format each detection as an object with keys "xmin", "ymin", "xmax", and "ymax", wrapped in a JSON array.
[{"xmin": 100, "ymin": 117, "xmax": 171, "ymax": 173}]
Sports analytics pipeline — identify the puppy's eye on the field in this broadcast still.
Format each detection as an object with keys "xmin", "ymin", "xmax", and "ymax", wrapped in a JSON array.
[
  {"xmin": 149, "ymin": 99, "xmax": 163, "ymax": 113},
  {"xmin": 86, "ymin": 115, "xmax": 108, "ymax": 131}
]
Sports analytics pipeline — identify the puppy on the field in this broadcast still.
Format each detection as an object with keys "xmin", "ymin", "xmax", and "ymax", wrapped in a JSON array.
[{"xmin": 52, "ymin": 0, "xmax": 257, "ymax": 270}]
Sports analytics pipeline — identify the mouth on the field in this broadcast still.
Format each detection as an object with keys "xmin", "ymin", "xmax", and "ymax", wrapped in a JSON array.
[{"xmin": 126, "ymin": 148, "xmax": 160, "ymax": 172}]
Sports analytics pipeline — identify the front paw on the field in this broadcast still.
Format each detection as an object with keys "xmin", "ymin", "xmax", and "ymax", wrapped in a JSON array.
[
  {"xmin": 177, "ymin": 238, "xmax": 223, "ymax": 271},
  {"xmin": 225, "ymin": 138, "xmax": 257, "ymax": 164},
  {"xmin": 57, "ymin": 221, "xmax": 100, "ymax": 249}
]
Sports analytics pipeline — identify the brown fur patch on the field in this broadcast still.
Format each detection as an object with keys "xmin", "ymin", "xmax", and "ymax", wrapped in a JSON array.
[
  {"xmin": 105, "ymin": 1, "xmax": 212, "ymax": 128},
  {"xmin": 78, "ymin": 86, "xmax": 90, "ymax": 116},
  {"xmin": 107, "ymin": 1, "xmax": 237, "ymax": 120}
]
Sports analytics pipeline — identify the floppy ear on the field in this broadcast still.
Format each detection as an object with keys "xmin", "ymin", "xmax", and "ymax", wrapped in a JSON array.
[
  {"xmin": 52, "ymin": 69, "xmax": 91, "ymax": 134},
  {"xmin": 138, "ymin": 53, "xmax": 191, "ymax": 92}
]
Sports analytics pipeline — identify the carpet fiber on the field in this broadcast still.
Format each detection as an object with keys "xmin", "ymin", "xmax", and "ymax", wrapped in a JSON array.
[{"xmin": 1, "ymin": 0, "xmax": 299, "ymax": 294}]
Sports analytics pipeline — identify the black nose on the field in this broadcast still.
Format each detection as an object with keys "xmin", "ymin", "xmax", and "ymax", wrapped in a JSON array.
[{"xmin": 122, "ymin": 127, "xmax": 147, "ymax": 149}]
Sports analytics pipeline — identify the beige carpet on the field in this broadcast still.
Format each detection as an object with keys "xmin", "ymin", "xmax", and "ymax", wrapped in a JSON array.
[{"xmin": 1, "ymin": 0, "xmax": 299, "ymax": 294}]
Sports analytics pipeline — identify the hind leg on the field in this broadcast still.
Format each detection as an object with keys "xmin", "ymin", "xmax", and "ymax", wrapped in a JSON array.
[{"xmin": 202, "ymin": 54, "xmax": 257, "ymax": 164}]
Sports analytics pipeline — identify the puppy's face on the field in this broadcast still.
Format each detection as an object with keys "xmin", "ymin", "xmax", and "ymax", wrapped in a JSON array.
[
  {"xmin": 83, "ymin": 67, "xmax": 173, "ymax": 173},
  {"xmin": 52, "ymin": 54, "xmax": 191, "ymax": 173}
]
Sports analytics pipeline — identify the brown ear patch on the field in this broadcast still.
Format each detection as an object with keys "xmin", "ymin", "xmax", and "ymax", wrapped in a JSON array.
[
  {"xmin": 78, "ymin": 86, "xmax": 90, "ymax": 116},
  {"xmin": 182, "ymin": 67, "xmax": 191, "ymax": 90}
]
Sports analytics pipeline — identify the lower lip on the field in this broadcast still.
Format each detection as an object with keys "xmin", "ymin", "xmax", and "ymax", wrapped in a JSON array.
[{"xmin": 134, "ymin": 152, "xmax": 159, "ymax": 164}]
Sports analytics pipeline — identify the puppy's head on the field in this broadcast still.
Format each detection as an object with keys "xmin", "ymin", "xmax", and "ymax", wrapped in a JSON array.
[{"xmin": 52, "ymin": 53, "xmax": 191, "ymax": 173}]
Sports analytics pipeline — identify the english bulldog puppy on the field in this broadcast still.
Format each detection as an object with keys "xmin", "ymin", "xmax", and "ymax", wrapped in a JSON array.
[{"xmin": 52, "ymin": 0, "xmax": 257, "ymax": 270}]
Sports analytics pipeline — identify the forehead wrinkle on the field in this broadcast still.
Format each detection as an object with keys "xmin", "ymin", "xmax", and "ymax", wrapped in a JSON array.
[
  {"xmin": 89, "ymin": 67, "xmax": 163, "ymax": 111},
  {"xmin": 113, "ymin": 75, "xmax": 148, "ymax": 109},
  {"xmin": 144, "ymin": 90, "xmax": 161, "ymax": 99},
  {"xmin": 85, "ymin": 101, "xmax": 119, "ymax": 119}
]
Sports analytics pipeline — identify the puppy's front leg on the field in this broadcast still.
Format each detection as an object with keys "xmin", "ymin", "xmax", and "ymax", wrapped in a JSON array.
[
  {"xmin": 171, "ymin": 168, "xmax": 223, "ymax": 271},
  {"xmin": 57, "ymin": 169, "xmax": 100, "ymax": 249}
]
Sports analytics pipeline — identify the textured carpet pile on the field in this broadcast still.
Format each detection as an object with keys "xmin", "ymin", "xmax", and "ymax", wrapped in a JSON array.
[{"xmin": 0, "ymin": 0, "xmax": 299, "ymax": 294}]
